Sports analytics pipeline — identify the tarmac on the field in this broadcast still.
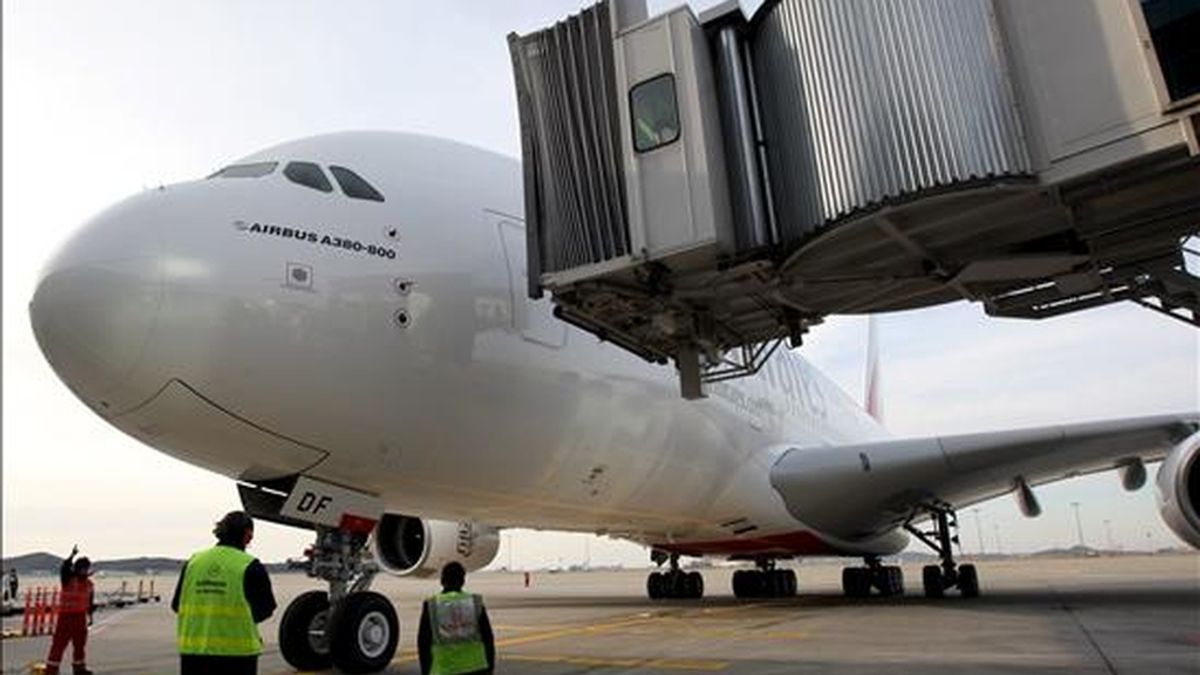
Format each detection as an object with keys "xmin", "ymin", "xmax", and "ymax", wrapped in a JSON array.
[{"xmin": 2, "ymin": 553, "xmax": 1197, "ymax": 674}]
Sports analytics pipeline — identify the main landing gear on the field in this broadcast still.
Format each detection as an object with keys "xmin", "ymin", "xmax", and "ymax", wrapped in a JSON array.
[
  {"xmin": 841, "ymin": 556, "xmax": 904, "ymax": 598},
  {"xmin": 904, "ymin": 504, "xmax": 980, "ymax": 599},
  {"xmin": 732, "ymin": 558, "xmax": 797, "ymax": 599},
  {"xmin": 647, "ymin": 552, "xmax": 704, "ymax": 599},
  {"xmin": 278, "ymin": 527, "xmax": 399, "ymax": 674}
]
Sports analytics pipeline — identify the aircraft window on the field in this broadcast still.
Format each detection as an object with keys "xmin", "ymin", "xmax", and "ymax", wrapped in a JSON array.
[
  {"xmin": 1138, "ymin": 0, "xmax": 1200, "ymax": 103},
  {"xmin": 209, "ymin": 162, "xmax": 278, "ymax": 179},
  {"xmin": 630, "ymin": 74, "xmax": 680, "ymax": 153},
  {"xmin": 284, "ymin": 161, "xmax": 334, "ymax": 193},
  {"xmin": 330, "ymin": 166, "xmax": 385, "ymax": 202}
]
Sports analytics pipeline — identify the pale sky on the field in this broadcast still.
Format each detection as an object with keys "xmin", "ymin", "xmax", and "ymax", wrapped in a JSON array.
[{"xmin": 3, "ymin": 1, "xmax": 1197, "ymax": 570}]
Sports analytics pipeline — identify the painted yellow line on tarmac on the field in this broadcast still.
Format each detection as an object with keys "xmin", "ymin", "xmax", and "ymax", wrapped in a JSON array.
[
  {"xmin": 282, "ymin": 603, "xmax": 769, "ymax": 674},
  {"xmin": 506, "ymin": 652, "xmax": 729, "ymax": 671}
]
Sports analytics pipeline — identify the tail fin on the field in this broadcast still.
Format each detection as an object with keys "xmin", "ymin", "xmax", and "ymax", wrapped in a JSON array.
[{"xmin": 865, "ymin": 316, "xmax": 883, "ymax": 423}]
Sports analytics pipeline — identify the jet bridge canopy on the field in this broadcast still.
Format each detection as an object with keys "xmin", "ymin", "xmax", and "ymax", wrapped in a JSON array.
[{"xmin": 509, "ymin": 0, "xmax": 1200, "ymax": 398}]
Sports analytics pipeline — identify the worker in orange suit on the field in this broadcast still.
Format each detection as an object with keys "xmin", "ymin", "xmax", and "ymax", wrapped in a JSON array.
[{"xmin": 45, "ymin": 545, "xmax": 95, "ymax": 675}]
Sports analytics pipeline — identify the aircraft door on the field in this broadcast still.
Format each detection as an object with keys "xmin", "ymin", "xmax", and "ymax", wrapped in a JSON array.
[{"xmin": 498, "ymin": 220, "xmax": 567, "ymax": 349}]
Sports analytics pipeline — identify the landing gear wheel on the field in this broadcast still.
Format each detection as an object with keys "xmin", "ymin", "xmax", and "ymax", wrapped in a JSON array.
[
  {"xmin": 647, "ymin": 572, "xmax": 665, "ymax": 599},
  {"xmin": 686, "ymin": 571, "xmax": 704, "ymax": 599},
  {"xmin": 922, "ymin": 565, "xmax": 944, "ymax": 599},
  {"xmin": 329, "ymin": 592, "xmax": 399, "ymax": 674},
  {"xmin": 842, "ymin": 567, "xmax": 871, "ymax": 598},
  {"xmin": 781, "ymin": 569, "xmax": 797, "ymax": 597},
  {"xmin": 874, "ymin": 565, "xmax": 904, "ymax": 597},
  {"xmin": 279, "ymin": 590, "xmax": 332, "ymax": 671},
  {"xmin": 732, "ymin": 570, "xmax": 748, "ymax": 598},
  {"xmin": 958, "ymin": 564, "xmax": 979, "ymax": 598}
]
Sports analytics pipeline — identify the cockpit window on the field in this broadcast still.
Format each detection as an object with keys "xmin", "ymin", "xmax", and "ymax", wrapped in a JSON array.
[
  {"xmin": 209, "ymin": 162, "xmax": 278, "ymax": 179},
  {"xmin": 330, "ymin": 166, "xmax": 385, "ymax": 202},
  {"xmin": 284, "ymin": 161, "xmax": 334, "ymax": 193}
]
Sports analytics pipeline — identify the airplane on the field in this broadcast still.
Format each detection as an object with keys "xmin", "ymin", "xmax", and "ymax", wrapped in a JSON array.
[{"xmin": 29, "ymin": 130, "xmax": 1200, "ymax": 673}]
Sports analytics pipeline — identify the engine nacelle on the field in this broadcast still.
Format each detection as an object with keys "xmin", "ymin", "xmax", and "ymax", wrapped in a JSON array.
[
  {"xmin": 1156, "ymin": 433, "xmax": 1200, "ymax": 549},
  {"xmin": 372, "ymin": 514, "xmax": 500, "ymax": 578}
]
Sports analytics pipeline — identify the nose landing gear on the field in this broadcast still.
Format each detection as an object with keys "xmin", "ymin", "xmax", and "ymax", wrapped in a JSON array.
[{"xmin": 278, "ymin": 527, "xmax": 399, "ymax": 674}]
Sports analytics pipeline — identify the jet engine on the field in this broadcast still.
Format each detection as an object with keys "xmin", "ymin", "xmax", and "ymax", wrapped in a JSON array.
[
  {"xmin": 371, "ymin": 514, "xmax": 500, "ymax": 578},
  {"xmin": 1156, "ymin": 433, "xmax": 1200, "ymax": 549}
]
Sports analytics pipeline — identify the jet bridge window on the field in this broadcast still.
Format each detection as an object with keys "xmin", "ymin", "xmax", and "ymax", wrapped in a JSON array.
[
  {"xmin": 284, "ymin": 161, "xmax": 334, "ymax": 193},
  {"xmin": 330, "ymin": 165, "xmax": 385, "ymax": 202},
  {"xmin": 630, "ymin": 74, "xmax": 681, "ymax": 153},
  {"xmin": 209, "ymin": 162, "xmax": 278, "ymax": 178},
  {"xmin": 1138, "ymin": 0, "xmax": 1200, "ymax": 104}
]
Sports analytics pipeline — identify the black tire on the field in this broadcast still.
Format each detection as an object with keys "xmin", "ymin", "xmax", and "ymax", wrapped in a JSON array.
[
  {"xmin": 687, "ymin": 572, "xmax": 704, "ymax": 599},
  {"xmin": 842, "ymin": 568, "xmax": 869, "ymax": 598},
  {"xmin": 329, "ymin": 591, "xmax": 399, "ymax": 674},
  {"xmin": 958, "ymin": 564, "xmax": 980, "ymax": 598},
  {"xmin": 890, "ymin": 566, "xmax": 905, "ymax": 597},
  {"xmin": 732, "ymin": 570, "xmax": 746, "ymax": 598},
  {"xmin": 875, "ymin": 566, "xmax": 904, "ymax": 597},
  {"xmin": 668, "ymin": 571, "xmax": 687, "ymax": 599},
  {"xmin": 279, "ymin": 590, "xmax": 333, "ymax": 671},
  {"xmin": 922, "ymin": 565, "xmax": 944, "ymax": 599},
  {"xmin": 769, "ymin": 571, "xmax": 787, "ymax": 598},
  {"xmin": 647, "ymin": 572, "xmax": 664, "ymax": 600},
  {"xmin": 783, "ymin": 569, "xmax": 798, "ymax": 597}
]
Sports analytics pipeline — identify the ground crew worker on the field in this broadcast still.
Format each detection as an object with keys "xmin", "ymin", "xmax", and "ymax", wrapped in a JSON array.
[
  {"xmin": 44, "ymin": 545, "xmax": 94, "ymax": 675},
  {"xmin": 7, "ymin": 568, "xmax": 17, "ymax": 601},
  {"xmin": 172, "ymin": 511, "xmax": 276, "ymax": 675},
  {"xmin": 418, "ymin": 562, "xmax": 495, "ymax": 675}
]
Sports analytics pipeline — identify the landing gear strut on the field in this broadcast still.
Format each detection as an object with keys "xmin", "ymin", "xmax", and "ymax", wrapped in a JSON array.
[
  {"xmin": 279, "ymin": 526, "xmax": 399, "ymax": 673},
  {"xmin": 647, "ymin": 552, "xmax": 704, "ymax": 600},
  {"xmin": 732, "ymin": 558, "xmax": 797, "ymax": 599},
  {"xmin": 841, "ymin": 555, "xmax": 904, "ymax": 598},
  {"xmin": 904, "ymin": 503, "xmax": 980, "ymax": 599}
]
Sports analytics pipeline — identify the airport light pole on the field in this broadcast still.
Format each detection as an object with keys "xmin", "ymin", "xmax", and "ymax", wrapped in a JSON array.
[
  {"xmin": 1103, "ymin": 519, "xmax": 1114, "ymax": 551},
  {"xmin": 993, "ymin": 523, "xmax": 1003, "ymax": 555},
  {"xmin": 1070, "ymin": 501, "xmax": 1085, "ymax": 548},
  {"xmin": 972, "ymin": 508, "xmax": 986, "ymax": 555}
]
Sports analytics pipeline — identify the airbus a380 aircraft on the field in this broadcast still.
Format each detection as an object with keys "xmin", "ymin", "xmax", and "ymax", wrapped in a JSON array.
[{"xmin": 30, "ymin": 131, "xmax": 1200, "ymax": 673}]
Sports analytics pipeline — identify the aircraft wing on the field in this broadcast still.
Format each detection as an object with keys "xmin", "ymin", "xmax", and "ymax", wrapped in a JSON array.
[{"xmin": 769, "ymin": 413, "xmax": 1200, "ymax": 541}]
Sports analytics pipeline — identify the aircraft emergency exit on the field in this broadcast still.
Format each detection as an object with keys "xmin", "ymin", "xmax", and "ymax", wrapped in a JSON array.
[{"xmin": 30, "ymin": 131, "xmax": 1200, "ymax": 673}]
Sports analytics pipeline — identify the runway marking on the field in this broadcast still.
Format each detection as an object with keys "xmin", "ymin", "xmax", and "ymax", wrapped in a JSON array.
[
  {"xmin": 506, "ymin": 652, "xmax": 729, "ymax": 671},
  {"xmin": 494, "ymin": 603, "xmax": 769, "ymax": 650},
  {"xmin": 89, "ymin": 605, "xmax": 142, "ymax": 636},
  {"xmin": 282, "ymin": 603, "xmax": 770, "ymax": 674},
  {"xmin": 1049, "ymin": 587, "xmax": 1118, "ymax": 675}
]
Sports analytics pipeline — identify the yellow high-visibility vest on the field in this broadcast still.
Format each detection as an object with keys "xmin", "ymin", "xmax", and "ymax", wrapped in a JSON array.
[
  {"xmin": 428, "ymin": 591, "xmax": 488, "ymax": 674},
  {"xmin": 176, "ymin": 546, "xmax": 261, "ymax": 656}
]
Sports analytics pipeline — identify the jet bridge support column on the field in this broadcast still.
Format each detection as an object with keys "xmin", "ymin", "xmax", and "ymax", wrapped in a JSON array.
[{"xmin": 714, "ymin": 22, "xmax": 772, "ymax": 251}]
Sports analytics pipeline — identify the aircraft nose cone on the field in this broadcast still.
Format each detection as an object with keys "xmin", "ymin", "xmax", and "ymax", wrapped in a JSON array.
[{"xmin": 30, "ymin": 194, "xmax": 165, "ymax": 415}]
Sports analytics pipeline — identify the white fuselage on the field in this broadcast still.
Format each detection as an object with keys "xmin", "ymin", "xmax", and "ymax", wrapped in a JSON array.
[{"xmin": 31, "ymin": 131, "xmax": 901, "ymax": 557}]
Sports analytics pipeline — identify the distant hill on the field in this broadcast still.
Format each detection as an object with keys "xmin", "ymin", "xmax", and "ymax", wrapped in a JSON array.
[
  {"xmin": 2, "ymin": 552, "xmax": 294, "ymax": 575},
  {"xmin": 2, "ymin": 552, "xmax": 185, "ymax": 575}
]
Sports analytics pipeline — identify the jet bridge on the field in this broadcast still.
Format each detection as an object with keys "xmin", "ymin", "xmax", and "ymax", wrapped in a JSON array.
[{"xmin": 509, "ymin": 0, "xmax": 1200, "ymax": 398}]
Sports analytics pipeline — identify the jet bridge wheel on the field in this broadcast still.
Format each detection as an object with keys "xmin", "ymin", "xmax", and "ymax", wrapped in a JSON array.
[
  {"xmin": 279, "ymin": 590, "xmax": 333, "ymax": 671},
  {"xmin": 329, "ymin": 591, "xmax": 400, "ymax": 674}
]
